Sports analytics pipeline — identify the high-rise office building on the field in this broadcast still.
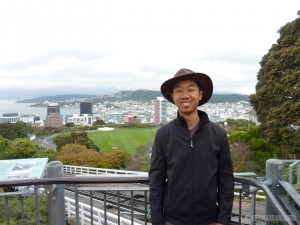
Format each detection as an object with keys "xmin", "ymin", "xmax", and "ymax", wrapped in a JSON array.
[
  {"xmin": 80, "ymin": 102, "xmax": 93, "ymax": 116},
  {"xmin": 45, "ymin": 103, "xmax": 63, "ymax": 127},
  {"xmin": 47, "ymin": 105, "xmax": 60, "ymax": 115},
  {"xmin": 153, "ymin": 97, "xmax": 167, "ymax": 124}
]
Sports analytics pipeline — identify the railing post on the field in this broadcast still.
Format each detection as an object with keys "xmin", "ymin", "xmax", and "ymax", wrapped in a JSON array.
[
  {"xmin": 265, "ymin": 159, "xmax": 283, "ymax": 225},
  {"xmin": 46, "ymin": 161, "xmax": 66, "ymax": 225},
  {"xmin": 297, "ymin": 162, "xmax": 300, "ymax": 183}
]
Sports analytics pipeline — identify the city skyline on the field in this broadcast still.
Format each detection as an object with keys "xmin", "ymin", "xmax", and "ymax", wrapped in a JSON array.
[
  {"xmin": 0, "ymin": 98, "xmax": 256, "ymax": 127},
  {"xmin": 0, "ymin": 0, "xmax": 299, "ymax": 99}
]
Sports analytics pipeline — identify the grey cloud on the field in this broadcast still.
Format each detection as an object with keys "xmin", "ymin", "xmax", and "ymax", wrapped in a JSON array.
[
  {"xmin": 0, "ymin": 86, "xmax": 113, "ymax": 100},
  {"xmin": 4, "ymin": 50, "xmax": 111, "ymax": 70},
  {"xmin": 138, "ymin": 65, "xmax": 171, "ymax": 75},
  {"xmin": 194, "ymin": 50, "xmax": 262, "ymax": 65}
]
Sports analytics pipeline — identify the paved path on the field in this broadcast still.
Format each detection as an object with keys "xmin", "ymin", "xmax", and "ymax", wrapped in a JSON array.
[{"xmin": 232, "ymin": 199, "xmax": 266, "ymax": 225}]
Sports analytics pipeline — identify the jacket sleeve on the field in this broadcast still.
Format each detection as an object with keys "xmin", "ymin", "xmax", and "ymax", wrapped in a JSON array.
[
  {"xmin": 149, "ymin": 132, "xmax": 166, "ymax": 224},
  {"xmin": 216, "ymin": 132, "xmax": 234, "ymax": 225}
]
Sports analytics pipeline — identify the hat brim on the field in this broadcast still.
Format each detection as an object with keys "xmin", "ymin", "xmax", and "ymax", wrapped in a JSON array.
[{"xmin": 160, "ymin": 72, "xmax": 213, "ymax": 106}]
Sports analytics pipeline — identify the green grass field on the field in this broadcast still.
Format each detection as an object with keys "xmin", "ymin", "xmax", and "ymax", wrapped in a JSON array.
[{"xmin": 88, "ymin": 128, "xmax": 156, "ymax": 154}]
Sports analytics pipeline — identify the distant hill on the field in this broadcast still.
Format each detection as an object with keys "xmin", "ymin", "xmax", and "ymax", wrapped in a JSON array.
[
  {"xmin": 91, "ymin": 90, "xmax": 163, "ymax": 103},
  {"xmin": 92, "ymin": 90, "xmax": 249, "ymax": 103},
  {"xmin": 16, "ymin": 94, "xmax": 97, "ymax": 103},
  {"xmin": 209, "ymin": 94, "xmax": 249, "ymax": 103},
  {"xmin": 16, "ymin": 90, "xmax": 249, "ymax": 105}
]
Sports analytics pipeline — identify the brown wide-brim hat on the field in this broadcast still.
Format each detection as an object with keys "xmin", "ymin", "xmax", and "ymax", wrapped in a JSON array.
[{"xmin": 161, "ymin": 68, "xmax": 213, "ymax": 106}]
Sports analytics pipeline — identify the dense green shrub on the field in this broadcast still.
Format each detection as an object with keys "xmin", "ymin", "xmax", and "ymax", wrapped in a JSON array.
[{"xmin": 0, "ymin": 194, "xmax": 48, "ymax": 225}]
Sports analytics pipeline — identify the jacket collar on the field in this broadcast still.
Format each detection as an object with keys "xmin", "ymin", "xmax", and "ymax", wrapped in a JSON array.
[{"xmin": 177, "ymin": 110, "xmax": 209, "ymax": 127}]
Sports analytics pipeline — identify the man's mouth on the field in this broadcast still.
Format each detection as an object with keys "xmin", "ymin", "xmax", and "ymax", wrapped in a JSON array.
[{"xmin": 182, "ymin": 102, "xmax": 190, "ymax": 107}]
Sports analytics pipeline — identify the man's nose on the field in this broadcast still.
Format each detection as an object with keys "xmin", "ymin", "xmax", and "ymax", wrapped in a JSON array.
[{"xmin": 181, "ymin": 90, "xmax": 189, "ymax": 98}]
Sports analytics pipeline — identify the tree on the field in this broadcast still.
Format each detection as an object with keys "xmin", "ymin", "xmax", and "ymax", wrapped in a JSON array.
[
  {"xmin": 14, "ymin": 122, "xmax": 33, "ymax": 138},
  {"xmin": 65, "ymin": 122, "xmax": 75, "ymax": 127},
  {"xmin": 53, "ymin": 131, "xmax": 99, "ymax": 151},
  {"xmin": 0, "ymin": 122, "xmax": 33, "ymax": 140},
  {"xmin": 93, "ymin": 119, "xmax": 105, "ymax": 126},
  {"xmin": 126, "ymin": 144, "xmax": 151, "ymax": 172},
  {"xmin": 104, "ymin": 151, "xmax": 132, "ymax": 169},
  {"xmin": 0, "ymin": 136, "xmax": 11, "ymax": 159},
  {"xmin": 57, "ymin": 144, "xmax": 100, "ymax": 166},
  {"xmin": 34, "ymin": 148, "xmax": 58, "ymax": 162},
  {"xmin": 5, "ymin": 138, "xmax": 39, "ymax": 159},
  {"xmin": 53, "ymin": 133, "xmax": 73, "ymax": 150},
  {"xmin": 0, "ymin": 135, "xmax": 56, "ymax": 161},
  {"xmin": 230, "ymin": 142, "xmax": 253, "ymax": 172},
  {"xmin": 249, "ymin": 17, "xmax": 300, "ymax": 158},
  {"xmin": 57, "ymin": 144, "xmax": 131, "ymax": 169},
  {"xmin": 0, "ymin": 195, "xmax": 48, "ymax": 224},
  {"xmin": 228, "ymin": 126, "xmax": 275, "ymax": 175},
  {"xmin": 224, "ymin": 119, "xmax": 254, "ymax": 130}
]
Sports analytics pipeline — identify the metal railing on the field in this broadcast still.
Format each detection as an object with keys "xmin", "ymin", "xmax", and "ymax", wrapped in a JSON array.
[
  {"xmin": 0, "ymin": 159, "xmax": 299, "ymax": 225},
  {"xmin": 64, "ymin": 192, "xmax": 145, "ymax": 225},
  {"xmin": 0, "ymin": 175, "xmax": 149, "ymax": 225},
  {"xmin": 282, "ymin": 160, "xmax": 300, "ymax": 185},
  {"xmin": 234, "ymin": 176, "xmax": 296, "ymax": 225}
]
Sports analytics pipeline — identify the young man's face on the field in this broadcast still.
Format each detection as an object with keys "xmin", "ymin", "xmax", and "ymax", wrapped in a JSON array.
[{"xmin": 171, "ymin": 79, "xmax": 203, "ymax": 116}]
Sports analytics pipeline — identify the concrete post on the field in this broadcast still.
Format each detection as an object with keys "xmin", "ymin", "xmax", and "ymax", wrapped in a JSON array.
[
  {"xmin": 265, "ymin": 159, "xmax": 283, "ymax": 225},
  {"xmin": 46, "ymin": 161, "xmax": 66, "ymax": 225}
]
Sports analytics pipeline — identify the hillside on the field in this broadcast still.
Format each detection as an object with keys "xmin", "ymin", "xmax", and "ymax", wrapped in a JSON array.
[
  {"xmin": 209, "ymin": 94, "xmax": 249, "ymax": 103},
  {"xmin": 16, "ymin": 94, "xmax": 96, "ymax": 103},
  {"xmin": 16, "ymin": 90, "xmax": 249, "ymax": 105}
]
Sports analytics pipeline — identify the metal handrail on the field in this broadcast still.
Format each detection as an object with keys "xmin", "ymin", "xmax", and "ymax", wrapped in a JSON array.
[
  {"xmin": 0, "ymin": 175, "xmax": 149, "ymax": 187},
  {"xmin": 235, "ymin": 176, "xmax": 295, "ymax": 225},
  {"xmin": 0, "ymin": 174, "xmax": 297, "ymax": 225}
]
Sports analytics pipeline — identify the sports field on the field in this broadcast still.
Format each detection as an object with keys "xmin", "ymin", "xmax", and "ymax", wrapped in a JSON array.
[{"xmin": 88, "ymin": 128, "xmax": 157, "ymax": 154}]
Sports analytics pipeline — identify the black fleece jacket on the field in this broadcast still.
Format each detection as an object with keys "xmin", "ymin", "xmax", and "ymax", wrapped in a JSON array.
[{"xmin": 149, "ymin": 110, "xmax": 234, "ymax": 225}]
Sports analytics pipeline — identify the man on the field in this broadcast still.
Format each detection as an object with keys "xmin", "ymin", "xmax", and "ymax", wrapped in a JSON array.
[{"xmin": 149, "ymin": 68, "xmax": 234, "ymax": 225}]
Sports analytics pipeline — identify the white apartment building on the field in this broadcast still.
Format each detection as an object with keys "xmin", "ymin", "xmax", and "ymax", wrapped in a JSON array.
[
  {"xmin": 104, "ymin": 111, "xmax": 124, "ymax": 123},
  {"xmin": 66, "ymin": 114, "xmax": 93, "ymax": 126},
  {"xmin": 0, "ymin": 113, "xmax": 20, "ymax": 123},
  {"xmin": 20, "ymin": 114, "xmax": 35, "ymax": 124}
]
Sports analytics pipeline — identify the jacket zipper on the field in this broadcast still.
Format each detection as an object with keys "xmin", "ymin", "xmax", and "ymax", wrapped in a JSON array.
[
  {"xmin": 190, "ymin": 129, "xmax": 196, "ymax": 223},
  {"xmin": 190, "ymin": 130, "xmax": 194, "ymax": 148},
  {"xmin": 191, "ymin": 138, "xmax": 194, "ymax": 224}
]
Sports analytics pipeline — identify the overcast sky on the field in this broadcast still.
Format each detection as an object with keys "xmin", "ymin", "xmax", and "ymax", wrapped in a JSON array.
[{"xmin": 0, "ymin": 0, "xmax": 299, "ymax": 100}]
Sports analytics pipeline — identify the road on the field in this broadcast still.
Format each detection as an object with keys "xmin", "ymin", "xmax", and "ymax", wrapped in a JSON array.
[{"xmin": 31, "ymin": 134, "xmax": 57, "ymax": 150}]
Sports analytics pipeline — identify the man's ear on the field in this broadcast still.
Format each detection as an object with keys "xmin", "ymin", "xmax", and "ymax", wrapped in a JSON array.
[{"xmin": 199, "ymin": 90, "xmax": 203, "ymax": 100}]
